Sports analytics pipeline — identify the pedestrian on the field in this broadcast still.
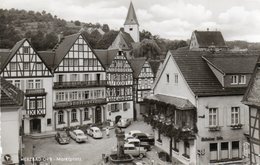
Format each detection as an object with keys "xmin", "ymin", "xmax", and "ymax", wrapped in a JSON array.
[
  {"xmin": 106, "ymin": 127, "xmax": 110, "ymax": 137},
  {"xmin": 19, "ymin": 157, "xmax": 25, "ymax": 165}
]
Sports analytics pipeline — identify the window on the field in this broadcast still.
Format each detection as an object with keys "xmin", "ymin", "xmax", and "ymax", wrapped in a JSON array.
[
  {"xmin": 174, "ymin": 73, "xmax": 178, "ymax": 84},
  {"xmin": 23, "ymin": 47, "xmax": 29, "ymax": 54},
  {"xmin": 47, "ymin": 118, "xmax": 51, "ymax": 125},
  {"xmin": 74, "ymin": 59, "xmax": 79, "ymax": 66},
  {"xmin": 27, "ymin": 80, "xmax": 34, "ymax": 89},
  {"xmin": 14, "ymin": 80, "xmax": 21, "ymax": 89},
  {"xmin": 37, "ymin": 99, "xmax": 43, "ymax": 108},
  {"xmin": 10, "ymin": 62, "xmax": 16, "ymax": 70},
  {"xmin": 69, "ymin": 59, "xmax": 74, "ymax": 66},
  {"xmin": 210, "ymin": 143, "xmax": 218, "ymax": 160},
  {"xmin": 111, "ymin": 103, "xmax": 119, "ymax": 112},
  {"xmin": 89, "ymin": 59, "xmax": 94, "ymax": 67},
  {"xmin": 84, "ymin": 74, "xmax": 89, "ymax": 81},
  {"xmin": 239, "ymin": 75, "xmax": 246, "ymax": 84},
  {"xmin": 71, "ymin": 109, "xmax": 77, "ymax": 122},
  {"xmin": 209, "ymin": 108, "xmax": 218, "ymax": 126},
  {"xmin": 29, "ymin": 100, "xmax": 35, "ymax": 109},
  {"xmin": 63, "ymin": 59, "xmax": 69, "ymax": 66},
  {"xmin": 183, "ymin": 141, "xmax": 190, "ymax": 158},
  {"xmin": 35, "ymin": 79, "xmax": 42, "ymax": 89},
  {"xmin": 36, "ymin": 63, "xmax": 42, "ymax": 70},
  {"xmin": 231, "ymin": 107, "xmax": 240, "ymax": 125},
  {"xmin": 166, "ymin": 74, "xmax": 169, "ymax": 83},
  {"xmin": 70, "ymin": 74, "xmax": 78, "ymax": 81},
  {"xmin": 78, "ymin": 45, "xmax": 84, "ymax": 51},
  {"xmin": 24, "ymin": 62, "xmax": 30, "ymax": 70},
  {"xmin": 83, "ymin": 59, "xmax": 88, "ymax": 66},
  {"xmin": 84, "ymin": 91, "xmax": 90, "ymax": 99},
  {"xmin": 58, "ymin": 75, "xmax": 64, "ymax": 82},
  {"xmin": 232, "ymin": 141, "xmax": 239, "ymax": 158},
  {"xmin": 70, "ymin": 91, "xmax": 78, "ymax": 100},
  {"xmin": 84, "ymin": 108, "xmax": 89, "ymax": 120},
  {"xmin": 123, "ymin": 102, "xmax": 130, "ymax": 111},
  {"xmin": 56, "ymin": 92, "xmax": 65, "ymax": 101},
  {"xmin": 221, "ymin": 142, "xmax": 229, "ymax": 159},
  {"xmin": 58, "ymin": 111, "xmax": 64, "ymax": 124},
  {"xmin": 231, "ymin": 75, "xmax": 239, "ymax": 84}
]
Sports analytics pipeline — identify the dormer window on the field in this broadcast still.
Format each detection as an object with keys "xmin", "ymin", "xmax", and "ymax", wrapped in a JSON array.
[
  {"xmin": 239, "ymin": 75, "xmax": 246, "ymax": 84},
  {"xmin": 231, "ymin": 75, "xmax": 239, "ymax": 84}
]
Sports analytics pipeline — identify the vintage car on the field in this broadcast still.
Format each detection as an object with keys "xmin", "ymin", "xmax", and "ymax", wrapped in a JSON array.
[
  {"xmin": 133, "ymin": 133, "xmax": 155, "ymax": 145},
  {"xmin": 126, "ymin": 138, "xmax": 151, "ymax": 151},
  {"xmin": 111, "ymin": 144, "xmax": 147, "ymax": 158},
  {"xmin": 55, "ymin": 131, "xmax": 70, "ymax": 144},
  {"xmin": 124, "ymin": 130, "xmax": 142, "ymax": 141},
  {"xmin": 86, "ymin": 126, "xmax": 103, "ymax": 139},
  {"xmin": 69, "ymin": 129, "xmax": 88, "ymax": 143},
  {"xmin": 117, "ymin": 118, "xmax": 132, "ymax": 128}
]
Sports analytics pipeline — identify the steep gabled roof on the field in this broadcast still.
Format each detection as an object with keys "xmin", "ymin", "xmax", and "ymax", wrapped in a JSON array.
[
  {"xmin": 94, "ymin": 49, "xmax": 119, "ymax": 68},
  {"xmin": 52, "ymin": 33, "xmax": 81, "ymax": 69},
  {"xmin": 168, "ymin": 49, "xmax": 248, "ymax": 96},
  {"xmin": 124, "ymin": 2, "xmax": 139, "ymax": 25},
  {"xmin": 203, "ymin": 51, "xmax": 259, "ymax": 74},
  {"xmin": 0, "ymin": 77, "xmax": 24, "ymax": 107},
  {"xmin": 193, "ymin": 31, "xmax": 227, "ymax": 48},
  {"xmin": 148, "ymin": 60, "xmax": 161, "ymax": 76},
  {"xmin": 121, "ymin": 31, "xmax": 135, "ymax": 49},
  {"xmin": 0, "ymin": 51, "xmax": 11, "ymax": 72},
  {"xmin": 129, "ymin": 57, "xmax": 146, "ymax": 78},
  {"xmin": 242, "ymin": 57, "xmax": 260, "ymax": 107},
  {"xmin": 38, "ymin": 51, "xmax": 56, "ymax": 70}
]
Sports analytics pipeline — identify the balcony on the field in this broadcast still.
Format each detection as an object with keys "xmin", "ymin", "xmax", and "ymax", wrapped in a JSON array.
[
  {"xmin": 53, "ymin": 80, "xmax": 107, "ymax": 89},
  {"xmin": 53, "ymin": 98, "xmax": 106, "ymax": 109},
  {"xmin": 26, "ymin": 108, "xmax": 46, "ymax": 117},
  {"xmin": 25, "ymin": 88, "xmax": 46, "ymax": 96}
]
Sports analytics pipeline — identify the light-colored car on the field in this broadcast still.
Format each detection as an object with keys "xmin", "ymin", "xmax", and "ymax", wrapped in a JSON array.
[
  {"xmin": 69, "ymin": 129, "xmax": 88, "ymax": 143},
  {"xmin": 124, "ymin": 130, "xmax": 142, "ymax": 141},
  {"xmin": 111, "ymin": 144, "xmax": 147, "ymax": 158},
  {"xmin": 126, "ymin": 138, "xmax": 151, "ymax": 151},
  {"xmin": 117, "ymin": 118, "xmax": 132, "ymax": 128},
  {"xmin": 87, "ymin": 127, "xmax": 103, "ymax": 139}
]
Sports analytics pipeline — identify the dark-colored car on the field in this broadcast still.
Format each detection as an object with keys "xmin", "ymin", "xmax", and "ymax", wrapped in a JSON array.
[
  {"xmin": 55, "ymin": 131, "xmax": 70, "ymax": 144},
  {"xmin": 133, "ymin": 133, "xmax": 155, "ymax": 145}
]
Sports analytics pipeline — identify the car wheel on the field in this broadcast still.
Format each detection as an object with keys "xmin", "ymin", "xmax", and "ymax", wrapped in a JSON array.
[{"xmin": 139, "ymin": 153, "xmax": 144, "ymax": 159}]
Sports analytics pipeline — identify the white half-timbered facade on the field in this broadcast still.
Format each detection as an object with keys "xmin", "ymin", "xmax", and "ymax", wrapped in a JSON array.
[
  {"xmin": 40, "ymin": 33, "xmax": 107, "ymax": 130},
  {"xmin": 0, "ymin": 39, "xmax": 53, "ymax": 134}
]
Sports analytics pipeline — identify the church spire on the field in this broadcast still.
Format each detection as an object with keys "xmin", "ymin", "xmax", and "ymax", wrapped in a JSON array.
[{"xmin": 124, "ymin": 1, "xmax": 139, "ymax": 26}]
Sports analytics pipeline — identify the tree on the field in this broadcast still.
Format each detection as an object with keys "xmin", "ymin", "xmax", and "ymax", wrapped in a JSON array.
[
  {"xmin": 132, "ymin": 39, "xmax": 161, "ymax": 59},
  {"xmin": 74, "ymin": 20, "xmax": 81, "ymax": 26}
]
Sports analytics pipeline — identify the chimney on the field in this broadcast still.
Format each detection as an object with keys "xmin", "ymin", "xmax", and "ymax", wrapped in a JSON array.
[{"xmin": 58, "ymin": 32, "xmax": 64, "ymax": 43}]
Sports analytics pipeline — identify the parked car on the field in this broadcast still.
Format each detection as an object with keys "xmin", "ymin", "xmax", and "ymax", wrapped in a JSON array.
[
  {"xmin": 133, "ymin": 133, "xmax": 155, "ymax": 145},
  {"xmin": 69, "ymin": 129, "xmax": 88, "ymax": 143},
  {"xmin": 117, "ymin": 118, "xmax": 132, "ymax": 128},
  {"xmin": 111, "ymin": 144, "xmax": 147, "ymax": 158},
  {"xmin": 126, "ymin": 138, "xmax": 151, "ymax": 151},
  {"xmin": 124, "ymin": 130, "xmax": 142, "ymax": 140},
  {"xmin": 87, "ymin": 126, "xmax": 103, "ymax": 139},
  {"xmin": 55, "ymin": 131, "xmax": 70, "ymax": 144}
]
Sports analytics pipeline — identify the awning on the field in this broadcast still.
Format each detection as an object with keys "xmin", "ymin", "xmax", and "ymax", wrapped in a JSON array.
[{"xmin": 145, "ymin": 94, "xmax": 195, "ymax": 110}]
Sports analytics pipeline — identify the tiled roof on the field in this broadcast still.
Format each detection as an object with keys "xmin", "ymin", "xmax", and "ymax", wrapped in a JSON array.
[
  {"xmin": 203, "ymin": 51, "xmax": 259, "ymax": 74},
  {"xmin": 194, "ymin": 31, "xmax": 227, "ymax": 48},
  {"xmin": 121, "ymin": 31, "xmax": 134, "ymax": 49},
  {"xmin": 0, "ymin": 51, "xmax": 10, "ymax": 72},
  {"xmin": 124, "ymin": 2, "xmax": 139, "ymax": 25},
  {"xmin": 169, "ymin": 49, "xmax": 249, "ymax": 96},
  {"xmin": 242, "ymin": 58, "xmax": 260, "ymax": 107},
  {"xmin": 146, "ymin": 94, "xmax": 195, "ymax": 110},
  {"xmin": 148, "ymin": 60, "xmax": 161, "ymax": 76},
  {"xmin": 94, "ymin": 49, "xmax": 119, "ymax": 68},
  {"xmin": 129, "ymin": 57, "xmax": 146, "ymax": 78},
  {"xmin": 38, "ymin": 51, "xmax": 55, "ymax": 70},
  {"xmin": 0, "ymin": 77, "xmax": 24, "ymax": 107}
]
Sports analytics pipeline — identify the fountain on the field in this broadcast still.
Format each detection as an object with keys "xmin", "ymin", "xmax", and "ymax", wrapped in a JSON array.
[{"xmin": 108, "ymin": 127, "xmax": 134, "ymax": 164}]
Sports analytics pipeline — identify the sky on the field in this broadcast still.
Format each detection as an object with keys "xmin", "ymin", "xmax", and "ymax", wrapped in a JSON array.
[{"xmin": 1, "ymin": 0, "xmax": 260, "ymax": 42}]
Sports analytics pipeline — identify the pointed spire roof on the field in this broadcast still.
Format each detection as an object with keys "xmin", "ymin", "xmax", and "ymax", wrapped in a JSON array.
[{"xmin": 124, "ymin": 2, "xmax": 139, "ymax": 25}]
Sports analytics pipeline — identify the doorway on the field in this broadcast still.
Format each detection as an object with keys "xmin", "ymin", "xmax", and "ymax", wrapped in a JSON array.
[
  {"xmin": 96, "ymin": 74, "xmax": 101, "ymax": 84},
  {"xmin": 30, "ymin": 118, "xmax": 41, "ymax": 133},
  {"xmin": 95, "ymin": 106, "xmax": 102, "ymax": 124},
  {"xmin": 115, "ymin": 115, "xmax": 122, "ymax": 124}
]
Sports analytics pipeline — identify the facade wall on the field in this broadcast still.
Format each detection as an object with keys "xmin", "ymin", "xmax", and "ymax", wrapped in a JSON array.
[
  {"xmin": 106, "ymin": 101, "xmax": 133, "ymax": 121},
  {"xmin": 124, "ymin": 24, "xmax": 139, "ymax": 42},
  {"xmin": 1, "ymin": 107, "xmax": 20, "ymax": 164},
  {"xmin": 196, "ymin": 96, "xmax": 249, "ymax": 164}
]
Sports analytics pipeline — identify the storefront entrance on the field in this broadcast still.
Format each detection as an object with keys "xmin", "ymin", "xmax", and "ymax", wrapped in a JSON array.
[
  {"xmin": 95, "ymin": 106, "xmax": 102, "ymax": 124},
  {"xmin": 30, "ymin": 118, "xmax": 41, "ymax": 133}
]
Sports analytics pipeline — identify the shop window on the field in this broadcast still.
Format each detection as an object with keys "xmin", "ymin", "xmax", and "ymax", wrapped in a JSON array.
[
  {"xmin": 221, "ymin": 142, "xmax": 229, "ymax": 159},
  {"xmin": 210, "ymin": 143, "xmax": 218, "ymax": 160}
]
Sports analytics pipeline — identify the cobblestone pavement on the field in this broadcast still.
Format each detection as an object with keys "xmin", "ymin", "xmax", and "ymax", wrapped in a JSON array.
[{"xmin": 22, "ymin": 121, "xmax": 183, "ymax": 165}]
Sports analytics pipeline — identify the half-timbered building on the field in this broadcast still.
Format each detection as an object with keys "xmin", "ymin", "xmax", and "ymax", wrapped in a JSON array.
[
  {"xmin": 129, "ymin": 58, "xmax": 155, "ymax": 120},
  {"xmin": 242, "ymin": 57, "xmax": 260, "ymax": 164},
  {"xmin": 95, "ymin": 49, "xmax": 134, "ymax": 123},
  {"xmin": 0, "ymin": 39, "xmax": 53, "ymax": 135},
  {"xmin": 39, "ymin": 33, "xmax": 107, "ymax": 130}
]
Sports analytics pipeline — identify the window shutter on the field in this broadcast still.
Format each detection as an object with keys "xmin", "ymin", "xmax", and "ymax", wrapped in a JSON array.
[
  {"xmin": 204, "ymin": 108, "xmax": 209, "ymax": 127},
  {"xmin": 219, "ymin": 108, "xmax": 224, "ymax": 126},
  {"xmin": 118, "ymin": 103, "xmax": 122, "ymax": 110},
  {"xmin": 227, "ymin": 107, "xmax": 232, "ymax": 126}
]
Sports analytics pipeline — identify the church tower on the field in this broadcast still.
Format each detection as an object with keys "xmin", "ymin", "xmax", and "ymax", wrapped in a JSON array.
[{"xmin": 124, "ymin": 2, "xmax": 140, "ymax": 42}]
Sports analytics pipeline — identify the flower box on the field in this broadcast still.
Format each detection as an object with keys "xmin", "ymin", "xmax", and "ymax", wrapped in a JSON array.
[
  {"xmin": 230, "ymin": 124, "xmax": 243, "ymax": 130},
  {"xmin": 208, "ymin": 126, "xmax": 221, "ymax": 132}
]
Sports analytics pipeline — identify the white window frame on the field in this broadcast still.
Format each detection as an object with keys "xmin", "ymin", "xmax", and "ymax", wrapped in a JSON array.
[
  {"xmin": 14, "ymin": 80, "xmax": 21, "ymax": 89},
  {"xmin": 10, "ymin": 62, "xmax": 16, "ymax": 70},
  {"xmin": 70, "ymin": 74, "xmax": 78, "ymax": 81},
  {"xmin": 37, "ymin": 99, "xmax": 43, "ymax": 108},
  {"xmin": 24, "ymin": 62, "xmax": 30, "ymax": 70},
  {"xmin": 231, "ymin": 107, "xmax": 240, "ymax": 125},
  {"xmin": 35, "ymin": 79, "xmax": 42, "ymax": 89},
  {"xmin": 239, "ymin": 75, "xmax": 246, "ymax": 84},
  {"xmin": 36, "ymin": 63, "xmax": 42, "ymax": 70},
  {"xmin": 209, "ymin": 108, "xmax": 218, "ymax": 126},
  {"xmin": 27, "ymin": 80, "xmax": 34, "ymax": 89},
  {"xmin": 174, "ymin": 73, "xmax": 178, "ymax": 84},
  {"xmin": 231, "ymin": 75, "xmax": 239, "ymax": 84}
]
